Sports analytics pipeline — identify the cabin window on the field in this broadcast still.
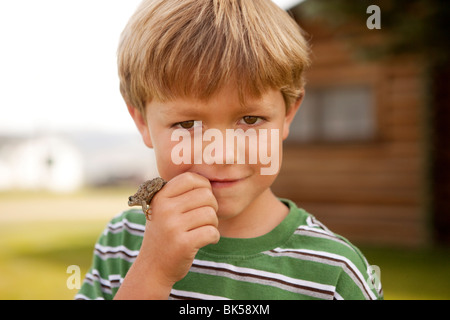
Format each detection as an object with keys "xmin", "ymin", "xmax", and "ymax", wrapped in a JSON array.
[{"xmin": 288, "ymin": 86, "xmax": 376, "ymax": 143}]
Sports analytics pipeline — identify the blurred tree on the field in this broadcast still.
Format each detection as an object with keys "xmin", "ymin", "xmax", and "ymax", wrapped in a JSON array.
[
  {"xmin": 300, "ymin": 0, "xmax": 450, "ymax": 65},
  {"xmin": 298, "ymin": 0, "xmax": 450, "ymax": 245}
]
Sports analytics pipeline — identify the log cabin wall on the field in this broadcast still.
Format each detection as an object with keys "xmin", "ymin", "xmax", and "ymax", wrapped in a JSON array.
[{"xmin": 272, "ymin": 17, "xmax": 430, "ymax": 247}]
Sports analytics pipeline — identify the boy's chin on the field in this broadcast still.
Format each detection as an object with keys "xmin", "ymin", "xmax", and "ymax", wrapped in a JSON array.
[
  {"xmin": 215, "ymin": 200, "xmax": 242, "ymax": 221},
  {"xmin": 215, "ymin": 195, "xmax": 253, "ymax": 221}
]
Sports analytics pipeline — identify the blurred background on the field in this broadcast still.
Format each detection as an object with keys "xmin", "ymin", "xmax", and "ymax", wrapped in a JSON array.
[{"xmin": 1, "ymin": 0, "xmax": 449, "ymax": 299}]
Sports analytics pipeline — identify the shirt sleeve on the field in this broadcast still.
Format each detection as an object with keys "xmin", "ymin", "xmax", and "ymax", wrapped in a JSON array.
[
  {"xmin": 75, "ymin": 210, "xmax": 145, "ymax": 300},
  {"xmin": 333, "ymin": 245, "xmax": 384, "ymax": 300}
]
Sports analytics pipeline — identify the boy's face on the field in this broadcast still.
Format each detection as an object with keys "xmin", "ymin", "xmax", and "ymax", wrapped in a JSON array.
[{"xmin": 129, "ymin": 84, "xmax": 301, "ymax": 224}]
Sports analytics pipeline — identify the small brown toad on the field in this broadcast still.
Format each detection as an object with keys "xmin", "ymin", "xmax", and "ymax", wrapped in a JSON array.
[{"xmin": 128, "ymin": 177, "xmax": 167, "ymax": 220}]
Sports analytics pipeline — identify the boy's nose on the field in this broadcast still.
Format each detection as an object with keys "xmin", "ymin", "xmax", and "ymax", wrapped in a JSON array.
[
  {"xmin": 201, "ymin": 128, "xmax": 251, "ymax": 165},
  {"xmin": 225, "ymin": 137, "xmax": 237, "ymax": 164},
  {"xmin": 201, "ymin": 130, "xmax": 231, "ymax": 165}
]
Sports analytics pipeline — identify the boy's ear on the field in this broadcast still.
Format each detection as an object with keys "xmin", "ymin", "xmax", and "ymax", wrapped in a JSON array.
[
  {"xmin": 127, "ymin": 104, "xmax": 153, "ymax": 148},
  {"xmin": 282, "ymin": 92, "xmax": 304, "ymax": 140}
]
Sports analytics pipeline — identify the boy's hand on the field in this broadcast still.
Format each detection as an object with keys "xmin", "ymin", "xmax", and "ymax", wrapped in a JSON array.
[
  {"xmin": 142, "ymin": 172, "xmax": 220, "ymax": 283},
  {"xmin": 115, "ymin": 172, "xmax": 219, "ymax": 299}
]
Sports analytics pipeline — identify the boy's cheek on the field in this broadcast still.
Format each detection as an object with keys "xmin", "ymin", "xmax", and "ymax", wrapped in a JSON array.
[{"xmin": 153, "ymin": 143, "xmax": 192, "ymax": 180}]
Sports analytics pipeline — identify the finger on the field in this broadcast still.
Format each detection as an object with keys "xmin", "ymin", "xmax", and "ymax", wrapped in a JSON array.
[
  {"xmin": 163, "ymin": 172, "xmax": 212, "ymax": 198},
  {"xmin": 180, "ymin": 206, "xmax": 219, "ymax": 231},
  {"xmin": 186, "ymin": 225, "xmax": 220, "ymax": 250},
  {"xmin": 174, "ymin": 187, "xmax": 218, "ymax": 213},
  {"xmin": 149, "ymin": 187, "xmax": 218, "ymax": 225}
]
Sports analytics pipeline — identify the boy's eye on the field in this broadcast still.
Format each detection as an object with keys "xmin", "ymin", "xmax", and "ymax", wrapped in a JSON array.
[
  {"xmin": 242, "ymin": 116, "xmax": 261, "ymax": 125},
  {"xmin": 179, "ymin": 121, "xmax": 195, "ymax": 129},
  {"xmin": 175, "ymin": 120, "xmax": 202, "ymax": 129}
]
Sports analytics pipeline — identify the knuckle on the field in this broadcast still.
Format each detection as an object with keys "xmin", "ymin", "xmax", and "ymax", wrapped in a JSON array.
[
  {"xmin": 181, "ymin": 171, "xmax": 196, "ymax": 183},
  {"xmin": 180, "ymin": 172, "xmax": 199, "ymax": 184},
  {"xmin": 182, "ymin": 172, "xmax": 210, "ymax": 187},
  {"xmin": 198, "ymin": 189, "xmax": 218, "ymax": 211},
  {"xmin": 205, "ymin": 205, "xmax": 217, "ymax": 216},
  {"xmin": 199, "ymin": 206, "xmax": 218, "ymax": 225},
  {"xmin": 206, "ymin": 226, "xmax": 220, "ymax": 243},
  {"xmin": 208, "ymin": 207, "xmax": 219, "ymax": 222},
  {"xmin": 197, "ymin": 186, "xmax": 213, "ymax": 199}
]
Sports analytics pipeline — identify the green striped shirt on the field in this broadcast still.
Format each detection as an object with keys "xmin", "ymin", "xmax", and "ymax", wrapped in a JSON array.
[{"xmin": 76, "ymin": 199, "xmax": 383, "ymax": 300}]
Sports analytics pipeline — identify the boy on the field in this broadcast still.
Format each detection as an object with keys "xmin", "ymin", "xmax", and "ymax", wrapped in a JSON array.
[{"xmin": 76, "ymin": 0, "xmax": 383, "ymax": 300}]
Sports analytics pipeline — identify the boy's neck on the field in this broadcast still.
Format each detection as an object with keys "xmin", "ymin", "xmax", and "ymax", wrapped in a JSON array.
[{"xmin": 217, "ymin": 189, "xmax": 289, "ymax": 239}]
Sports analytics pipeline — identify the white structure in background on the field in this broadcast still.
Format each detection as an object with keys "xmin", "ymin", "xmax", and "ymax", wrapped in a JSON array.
[
  {"xmin": 0, "ymin": 132, "xmax": 159, "ymax": 192},
  {"xmin": 70, "ymin": 131, "xmax": 159, "ymax": 187},
  {"xmin": 0, "ymin": 135, "xmax": 84, "ymax": 192}
]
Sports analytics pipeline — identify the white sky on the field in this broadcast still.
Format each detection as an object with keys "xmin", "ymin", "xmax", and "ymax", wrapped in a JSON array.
[
  {"xmin": 0, "ymin": 0, "xmax": 303, "ymax": 136},
  {"xmin": 275, "ymin": 0, "xmax": 305, "ymax": 10}
]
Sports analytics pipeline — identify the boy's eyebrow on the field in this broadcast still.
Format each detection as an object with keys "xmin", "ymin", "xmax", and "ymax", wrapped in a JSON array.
[
  {"xmin": 154, "ymin": 100, "xmax": 206, "ymax": 119},
  {"xmin": 151, "ymin": 93, "xmax": 278, "ymax": 119},
  {"xmin": 241, "ymin": 97, "xmax": 280, "ymax": 115},
  {"xmin": 242, "ymin": 101, "xmax": 276, "ymax": 112}
]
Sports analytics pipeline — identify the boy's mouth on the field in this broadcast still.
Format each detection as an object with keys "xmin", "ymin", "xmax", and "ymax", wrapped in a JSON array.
[{"xmin": 208, "ymin": 177, "xmax": 245, "ymax": 189}]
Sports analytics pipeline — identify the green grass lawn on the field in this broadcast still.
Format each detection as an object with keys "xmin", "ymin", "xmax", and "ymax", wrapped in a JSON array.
[
  {"xmin": 1, "ymin": 189, "xmax": 450, "ymax": 300},
  {"xmin": 361, "ymin": 245, "xmax": 450, "ymax": 300},
  {"xmin": 0, "ymin": 220, "xmax": 107, "ymax": 299},
  {"xmin": 0, "ymin": 188, "xmax": 130, "ymax": 300}
]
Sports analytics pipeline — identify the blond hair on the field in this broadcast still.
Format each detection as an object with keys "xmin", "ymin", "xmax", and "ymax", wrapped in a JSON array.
[{"xmin": 118, "ymin": 0, "xmax": 310, "ymax": 114}]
